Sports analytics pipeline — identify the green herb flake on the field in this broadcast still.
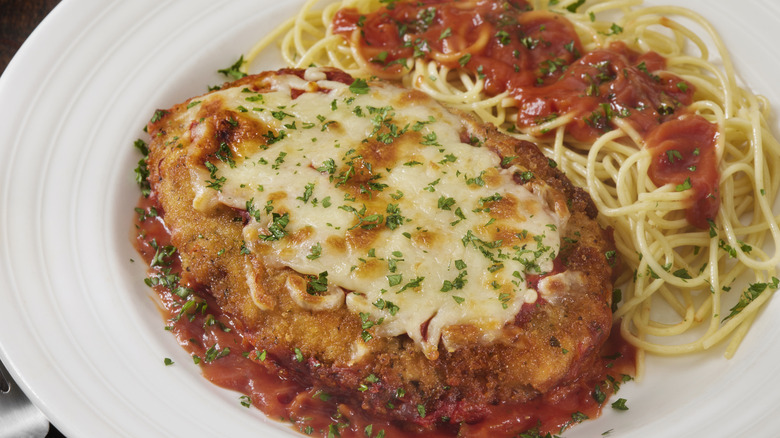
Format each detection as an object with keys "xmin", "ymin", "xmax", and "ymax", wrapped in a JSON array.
[
  {"xmin": 723, "ymin": 277, "xmax": 780, "ymax": 321},
  {"xmin": 397, "ymin": 276, "xmax": 424, "ymax": 293},
  {"xmin": 298, "ymin": 182, "xmax": 315, "ymax": 203},
  {"xmin": 259, "ymin": 212, "xmax": 290, "ymax": 241},
  {"xmin": 566, "ymin": 0, "xmax": 586, "ymax": 13},
  {"xmin": 611, "ymin": 398, "xmax": 629, "ymax": 410},
  {"xmin": 149, "ymin": 110, "xmax": 167, "ymax": 124},
  {"xmin": 387, "ymin": 274, "xmax": 403, "ymax": 287},
  {"xmin": 675, "ymin": 177, "xmax": 692, "ymax": 191},
  {"xmin": 666, "ymin": 149, "xmax": 683, "ymax": 163},
  {"xmin": 350, "ymin": 78, "xmax": 370, "ymax": 95},
  {"xmin": 307, "ymin": 242, "xmax": 322, "ymax": 260},
  {"xmin": 592, "ymin": 384, "xmax": 606, "ymax": 404},
  {"xmin": 217, "ymin": 55, "xmax": 248, "ymax": 80},
  {"xmin": 307, "ymin": 271, "xmax": 329, "ymax": 295}
]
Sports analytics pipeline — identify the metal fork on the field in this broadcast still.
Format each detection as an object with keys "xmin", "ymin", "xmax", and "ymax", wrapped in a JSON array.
[{"xmin": 0, "ymin": 358, "xmax": 49, "ymax": 438}]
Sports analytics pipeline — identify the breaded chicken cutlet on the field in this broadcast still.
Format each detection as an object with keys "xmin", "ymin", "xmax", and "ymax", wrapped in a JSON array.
[{"xmin": 143, "ymin": 67, "xmax": 617, "ymax": 430}]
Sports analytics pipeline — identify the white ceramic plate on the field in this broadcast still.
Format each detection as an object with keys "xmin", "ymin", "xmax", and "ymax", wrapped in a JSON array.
[{"xmin": 2, "ymin": 1, "xmax": 779, "ymax": 437}]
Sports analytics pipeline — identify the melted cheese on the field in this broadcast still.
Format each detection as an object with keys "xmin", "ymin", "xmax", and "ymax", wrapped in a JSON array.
[{"xmin": 188, "ymin": 68, "xmax": 566, "ymax": 358}]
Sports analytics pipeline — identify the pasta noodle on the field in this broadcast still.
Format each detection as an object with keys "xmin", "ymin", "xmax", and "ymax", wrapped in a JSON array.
[{"xmin": 243, "ymin": 0, "xmax": 780, "ymax": 376}]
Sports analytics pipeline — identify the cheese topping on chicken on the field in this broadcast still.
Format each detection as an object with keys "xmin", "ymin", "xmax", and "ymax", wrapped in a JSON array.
[{"xmin": 186, "ymin": 68, "xmax": 567, "ymax": 358}]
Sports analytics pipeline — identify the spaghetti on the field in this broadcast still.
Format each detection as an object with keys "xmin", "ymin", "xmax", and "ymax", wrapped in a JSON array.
[{"xmin": 243, "ymin": 0, "xmax": 780, "ymax": 377}]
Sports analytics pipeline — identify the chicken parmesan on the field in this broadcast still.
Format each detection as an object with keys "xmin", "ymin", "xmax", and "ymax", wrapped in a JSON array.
[{"xmin": 137, "ymin": 67, "xmax": 627, "ymax": 435}]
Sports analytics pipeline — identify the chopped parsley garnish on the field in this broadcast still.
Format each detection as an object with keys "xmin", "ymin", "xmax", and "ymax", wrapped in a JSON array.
[
  {"xmin": 495, "ymin": 30, "xmax": 511, "ymax": 45},
  {"xmin": 420, "ymin": 132, "xmax": 440, "ymax": 146},
  {"xmin": 307, "ymin": 242, "xmax": 322, "ymax": 260},
  {"xmin": 149, "ymin": 110, "xmax": 167, "ymax": 124},
  {"xmin": 359, "ymin": 312, "xmax": 384, "ymax": 342},
  {"xmin": 666, "ymin": 149, "xmax": 683, "ymax": 163},
  {"xmin": 204, "ymin": 161, "xmax": 226, "ymax": 191},
  {"xmin": 592, "ymin": 384, "xmax": 606, "ymax": 404},
  {"xmin": 465, "ymin": 171, "xmax": 486, "ymax": 186},
  {"xmin": 259, "ymin": 212, "xmax": 290, "ymax": 241},
  {"xmin": 203, "ymin": 344, "xmax": 230, "ymax": 363},
  {"xmin": 438, "ymin": 196, "xmax": 456, "ymax": 210},
  {"xmin": 606, "ymin": 23, "xmax": 623, "ymax": 35},
  {"xmin": 215, "ymin": 142, "xmax": 236, "ymax": 168},
  {"xmin": 385, "ymin": 203, "xmax": 405, "ymax": 230},
  {"xmin": 134, "ymin": 160, "xmax": 151, "ymax": 197},
  {"xmin": 307, "ymin": 271, "xmax": 329, "ymax": 295},
  {"xmin": 349, "ymin": 78, "xmax": 370, "ymax": 94},
  {"xmin": 675, "ymin": 177, "xmax": 692, "ymax": 191},
  {"xmin": 217, "ymin": 55, "xmax": 248, "ymax": 80},
  {"xmin": 263, "ymin": 129, "xmax": 287, "ymax": 145},
  {"xmin": 387, "ymin": 274, "xmax": 403, "ymax": 287},
  {"xmin": 246, "ymin": 198, "xmax": 263, "ymax": 221},
  {"xmin": 566, "ymin": 0, "xmax": 586, "ymax": 12},
  {"xmin": 297, "ymin": 182, "xmax": 315, "ymax": 203},
  {"xmin": 441, "ymin": 269, "xmax": 467, "ymax": 292},
  {"xmin": 271, "ymin": 109, "xmax": 293, "ymax": 120},
  {"xmin": 149, "ymin": 240, "xmax": 176, "ymax": 267},
  {"xmin": 271, "ymin": 151, "xmax": 287, "ymax": 169},
  {"xmin": 611, "ymin": 398, "xmax": 629, "ymax": 410},
  {"xmin": 673, "ymin": 268, "xmax": 692, "ymax": 280},
  {"xmin": 397, "ymin": 276, "xmax": 425, "ymax": 293},
  {"xmin": 723, "ymin": 277, "xmax": 780, "ymax": 321},
  {"xmin": 134, "ymin": 206, "xmax": 158, "ymax": 222},
  {"xmin": 317, "ymin": 158, "xmax": 337, "ymax": 175},
  {"xmin": 373, "ymin": 298, "xmax": 400, "ymax": 315}
]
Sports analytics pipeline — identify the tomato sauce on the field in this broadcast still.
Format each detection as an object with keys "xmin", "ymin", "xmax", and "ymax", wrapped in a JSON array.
[
  {"xmin": 332, "ymin": 0, "xmax": 719, "ymax": 228},
  {"xmin": 645, "ymin": 115, "xmax": 719, "ymax": 229},
  {"xmin": 133, "ymin": 195, "xmax": 636, "ymax": 437}
]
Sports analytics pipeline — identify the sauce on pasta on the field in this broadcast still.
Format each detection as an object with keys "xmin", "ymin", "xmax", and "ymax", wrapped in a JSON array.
[
  {"xmin": 235, "ymin": 0, "xmax": 780, "ymax": 425},
  {"xmin": 332, "ymin": 0, "xmax": 718, "ymax": 228}
]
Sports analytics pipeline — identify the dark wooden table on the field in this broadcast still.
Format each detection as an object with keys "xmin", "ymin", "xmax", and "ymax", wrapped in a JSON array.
[
  {"xmin": 3, "ymin": 3, "xmax": 68, "ymax": 437},
  {"xmin": 0, "ymin": 0, "xmax": 61, "ymax": 74}
]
